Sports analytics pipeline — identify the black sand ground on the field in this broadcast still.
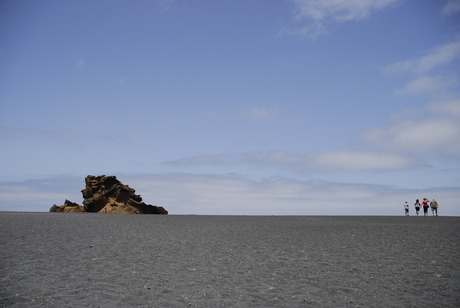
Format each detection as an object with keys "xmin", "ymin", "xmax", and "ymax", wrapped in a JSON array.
[{"xmin": 0, "ymin": 213, "xmax": 459, "ymax": 307}]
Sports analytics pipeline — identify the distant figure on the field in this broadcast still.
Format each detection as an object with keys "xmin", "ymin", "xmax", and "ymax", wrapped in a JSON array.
[
  {"xmin": 430, "ymin": 199, "xmax": 439, "ymax": 216},
  {"xmin": 422, "ymin": 198, "xmax": 430, "ymax": 216},
  {"xmin": 414, "ymin": 199, "xmax": 421, "ymax": 216},
  {"xmin": 404, "ymin": 201, "xmax": 409, "ymax": 216}
]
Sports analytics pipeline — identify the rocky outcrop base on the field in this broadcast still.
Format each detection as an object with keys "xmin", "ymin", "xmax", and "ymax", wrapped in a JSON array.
[
  {"xmin": 50, "ymin": 200, "xmax": 85, "ymax": 212},
  {"xmin": 50, "ymin": 175, "xmax": 168, "ymax": 215}
]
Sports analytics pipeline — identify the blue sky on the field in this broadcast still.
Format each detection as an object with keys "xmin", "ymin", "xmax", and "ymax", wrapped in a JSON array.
[{"xmin": 1, "ymin": 0, "xmax": 460, "ymax": 215}]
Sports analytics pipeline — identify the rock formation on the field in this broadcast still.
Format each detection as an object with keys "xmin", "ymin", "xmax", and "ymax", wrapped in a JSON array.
[
  {"xmin": 50, "ymin": 175, "xmax": 168, "ymax": 214},
  {"xmin": 82, "ymin": 175, "xmax": 168, "ymax": 214},
  {"xmin": 50, "ymin": 199, "xmax": 85, "ymax": 213}
]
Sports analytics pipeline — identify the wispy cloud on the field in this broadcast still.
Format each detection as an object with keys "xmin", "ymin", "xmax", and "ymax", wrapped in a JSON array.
[
  {"xmin": 164, "ymin": 153, "xmax": 238, "ymax": 167},
  {"xmin": 261, "ymin": 150, "xmax": 417, "ymax": 171},
  {"xmin": 155, "ymin": 0, "xmax": 174, "ymax": 12},
  {"xmin": 380, "ymin": 37, "xmax": 460, "ymax": 156},
  {"xmin": 164, "ymin": 150, "xmax": 417, "ymax": 172},
  {"xmin": 385, "ymin": 38, "xmax": 460, "ymax": 95},
  {"xmin": 244, "ymin": 106, "xmax": 278, "ymax": 120},
  {"xmin": 386, "ymin": 39, "xmax": 460, "ymax": 74},
  {"xmin": 442, "ymin": 0, "xmax": 460, "ymax": 15},
  {"xmin": 381, "ymin": 38, "xmax": 460, "ymax": 155},
  {"xmin": 281, "ymin": 0, "xmax": 399, "ymax": 39},
  {"xmin": 278, "ymin": 22, "xmax": 326, "ymax": 40},
  {"xmin": 395, "ymin": 75, "xmax": 455, "ymax": 95},
  {"xmin": 291, "ymin": 0, "xmax": 399, "ymax": 22},
  {"xmin": 309, "ymin": 150, "xmax": 415, "ymax": 171},
  {"xmin": 362, "ymin": 100, "xmax": 460, "ymax": 155},
  {"xmin": 427, "ymin": 99, "xmax": 460, "ymax": 117}
]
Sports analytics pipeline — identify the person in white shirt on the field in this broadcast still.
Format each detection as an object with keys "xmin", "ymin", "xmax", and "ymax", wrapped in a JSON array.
[{"xmin": 404, "ymin": 201, "xmax": 409, "ymax": 216}]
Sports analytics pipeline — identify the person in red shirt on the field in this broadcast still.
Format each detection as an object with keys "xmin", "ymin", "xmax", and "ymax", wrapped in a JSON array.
[{"xmin": 422, "ymin": 198, "xmax": 430, "ymax": 216}]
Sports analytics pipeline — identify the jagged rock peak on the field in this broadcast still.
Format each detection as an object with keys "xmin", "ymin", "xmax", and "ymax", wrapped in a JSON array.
[
  {"xmin": 82, "ymin": 175, "xmax": 168, "ymax": 214},
  {"xmin": 50, "ymin": 175, "xmax": 168, "ymax": 214}
]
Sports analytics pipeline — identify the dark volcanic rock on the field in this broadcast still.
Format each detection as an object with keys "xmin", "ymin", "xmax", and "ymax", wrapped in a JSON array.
[
  {"xmin": 82, "ymin": 175, "xmax": 168, "ymax": 214},
  {"xmin": 49, "ymin": 199, "xmax": 84, "ymax": 213},
  {"xmin": 49, "ymin": 204, "xmax": 61, "ymax": 212}
]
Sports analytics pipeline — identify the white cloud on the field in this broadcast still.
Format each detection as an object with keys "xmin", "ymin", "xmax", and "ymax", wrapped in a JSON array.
[
  {"xmin": 277, "ymin": 22, "xmax": 326, "ymax": 40},
  {"xmin": 415, "ymin": 40, "xmax": 460, "ymax": 73},
  {"xmin": 292, "ymin": 0, "xmax": 398, "ymax": 22},
  {"xmin": 284, "ymin": 0, "xmax": 399, "ymax": 38},
  {"xmin": 395, "ymin": 75, "xmax": 450, "ymax": 95},
  {"xmin": 362, "ymin": 100, "xmax": 460, "ymax": 155},
  {"xmin": 310, "ymin": 150, "xmax": 415, "ymax": 171},
  {"xmin": 427, "ymin": 99, "xmax": 460, "ymax": 117},
  {"xmin": 385, "ymin": 37, "xmax": 460, "ymax": 96},
  {"xmin": 442, "ymin": 0, "xmax": 460, "ymax": 15},
  {"xmin": 250, "ymin": 150, "xmax": 416, "ymax": 171},
  {"xmin": 387, "ymin": 39, "xmax": 460, "ymax": 74},
  {"xmin": 164, "ymin": 150, "xmax": 417, "ymax": 172}
]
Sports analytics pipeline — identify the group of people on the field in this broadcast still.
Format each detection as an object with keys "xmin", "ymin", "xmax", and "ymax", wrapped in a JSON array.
[{"xmin": 404, "ymin": 198, "xmax": 439, "ymax": 216}]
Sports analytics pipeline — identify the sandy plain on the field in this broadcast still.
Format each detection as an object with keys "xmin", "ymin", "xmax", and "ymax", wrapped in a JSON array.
[{"xmin": 0, "ymin": 212, "xmax": 459, "ymax": 307}]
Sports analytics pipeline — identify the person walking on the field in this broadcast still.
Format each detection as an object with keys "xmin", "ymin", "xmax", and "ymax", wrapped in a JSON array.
[
  {"xmin": 422, "ymin": 198, "xmax": 430, "ymax": 216},
  {"xmin": 404, "ymin": 201, "xmax": 409, "ymax": 216},
  {"xmin": 431, "ymin": 199, "xmax": 439, "ymax": 216},
  {"xmin": 414, "ymin": 199, "xmax": 421, "ymax": 216}
]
